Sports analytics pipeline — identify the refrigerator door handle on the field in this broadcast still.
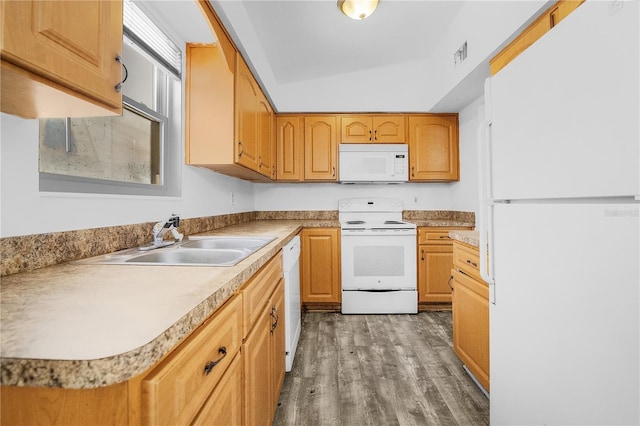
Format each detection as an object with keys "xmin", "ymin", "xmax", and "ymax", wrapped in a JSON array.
[
  {"xmin": 479, "ymin": 202, "xmax": 496, "ymax": 304},
  {"xmin": 477, "ymin": 115, "xmax": 496, "ymax": 303}
]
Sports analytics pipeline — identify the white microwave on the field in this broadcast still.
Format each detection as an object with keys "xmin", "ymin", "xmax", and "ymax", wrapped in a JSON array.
[{"xmin": 338, "ymin": 144, "xmax": 409, "ymax": 183}]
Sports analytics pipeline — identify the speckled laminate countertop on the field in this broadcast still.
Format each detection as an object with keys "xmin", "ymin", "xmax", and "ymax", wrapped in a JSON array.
[
  {"xmin": 448, "ymin": 230, "xmax": 480, "ymax": 247},
  {"xmin": 1, "ymin": 218, "xmax": 467, "ymax": 389},
  {"xmin": 0, "ymin": 221, "xmax": 322, "ymax": 389}
]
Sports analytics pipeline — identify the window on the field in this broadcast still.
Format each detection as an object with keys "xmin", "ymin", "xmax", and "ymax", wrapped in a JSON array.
[{"xmin": 39, "ymin": 0, "xmax": 182, "ymax": 197}]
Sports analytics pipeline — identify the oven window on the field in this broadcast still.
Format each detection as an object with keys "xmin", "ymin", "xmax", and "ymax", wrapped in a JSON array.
[{"xmin": 354, "ymin": 246, "xmax": 404, "ymax": 276}]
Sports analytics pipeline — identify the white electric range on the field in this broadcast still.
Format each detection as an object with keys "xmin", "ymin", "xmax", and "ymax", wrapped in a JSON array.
[{"xmin": 338, "ymin": 198, "xmax": 417, "ymax": 314}]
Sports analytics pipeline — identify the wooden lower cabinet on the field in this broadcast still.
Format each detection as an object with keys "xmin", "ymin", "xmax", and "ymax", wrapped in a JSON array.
[
  {"xmin": 243, "ymin": 299, "xmax": 274, "ymax": 426},
  {"xmin": 451, "ymin": 241, "xmax": 490, "ymax": 391},
  {"xmin": 300, "ymin": 228, "xmax": 341, "ymax": 309},
  {"xmin": 241, "ymin": 255, "xmax": 285, "ymax": 426},
  {"xmin": 417, "ymin": 227, "xmax": 471, "ymax": 309}
]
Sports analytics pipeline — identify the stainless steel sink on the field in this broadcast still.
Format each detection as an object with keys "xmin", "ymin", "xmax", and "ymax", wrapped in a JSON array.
[
  {"xmin": 126, "ymin": 248, "xmax": 247, "ymax": 266},
  {"xmin": 76, "ymin": 235, "xmax": 276, "ymax": 267},
  {"xmin": 180, "ymin": 236, "xmax": 275, "ymax": 251}
]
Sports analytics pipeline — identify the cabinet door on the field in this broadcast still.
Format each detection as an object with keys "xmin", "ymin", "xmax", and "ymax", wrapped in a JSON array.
[
  {"xmin": 235, "ymin": 55, "xmax": 260, "ymax": 171},
  {"xmin": 257, "ymin": 93, "xmax": 275, "ymax": 179},
  {"xmin": 340, "ymin": 116, "xmax": 373, "ymax": 143},
  {"xmin": 185, "ymin": 44, "xmax": 234, "ymax": 166},
  {"xmin": 276, "ymin": 115, "xmax": 304, "ymax": 181},
  {"xmin": 452, "ymin": 269, "xmax": 490, "ymax": 391},
  {"xmin": 408, "ymin": 115, "xmax": 459, "ymax": 182},
  {"xmin": 304, "ymin": 116, "xmax": 338, "ymax": 181},
  {"xmin": 243, "ymin": 303, "xmax": 273, "ymax": 426},
  {"xmin": 372, "ymin": 115, "xmax": 405, "ymax": 143},
  {"xmin": 1, "ymin": 0, "xmax": 122, "ymax": 117},
  {"xmin": 301, "ymin": 228, "xmax": 341, "ymax": 303},
  {"xmin": 270, "ymin": 279, "xmax": 286, "ymax": 409},
  {"xmin": 418, "ymin": 244, "xmax": 454, "ymax": 303}
]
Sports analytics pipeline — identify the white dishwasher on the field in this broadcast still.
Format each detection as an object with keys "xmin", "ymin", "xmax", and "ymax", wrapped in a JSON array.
[{"xmin": 282, "ymin": 235, "xmax": 301, "ymax": 372}]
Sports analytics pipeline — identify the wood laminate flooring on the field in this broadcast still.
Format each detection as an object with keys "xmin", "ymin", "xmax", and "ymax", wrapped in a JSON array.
[{"xmin": 274, "ymin": 312, "xmax": 489, "ymax": 426}]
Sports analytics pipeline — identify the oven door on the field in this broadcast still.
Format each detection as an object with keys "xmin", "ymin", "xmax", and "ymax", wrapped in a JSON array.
[{"xmin": 341, "ymin": 233, "xmax": 416, "ymax": 290}]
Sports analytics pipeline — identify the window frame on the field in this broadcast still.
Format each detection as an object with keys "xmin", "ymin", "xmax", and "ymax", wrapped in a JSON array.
[{"xmin": 39, "ymin": 29, "xmax": 183, "ymax": 197}]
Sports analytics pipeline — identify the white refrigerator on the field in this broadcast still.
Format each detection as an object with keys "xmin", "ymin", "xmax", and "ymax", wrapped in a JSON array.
[{"xmin": 478, "ymin": 1, "xmax": 639, "ymax": 425}]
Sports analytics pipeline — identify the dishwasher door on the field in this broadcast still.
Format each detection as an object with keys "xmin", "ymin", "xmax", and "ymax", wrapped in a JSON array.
[{"xmin": 282, "ymin": 236, "xmax": 301, "ymax": 372}]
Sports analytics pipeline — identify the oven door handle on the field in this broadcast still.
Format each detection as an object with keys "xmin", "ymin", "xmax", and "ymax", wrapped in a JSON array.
[{"xmin": 356, "ymin": 289, "xmax": 403, "ymax": 293}]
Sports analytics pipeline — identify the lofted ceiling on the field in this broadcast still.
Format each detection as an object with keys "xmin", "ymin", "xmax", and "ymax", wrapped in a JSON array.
[
  {"xmin": 142, "ymin": 0, "xmax": 548, "ymax": 113},
  {"xmin": 237, "ymin": 1, "xmax": 466, "ymax": 85}
]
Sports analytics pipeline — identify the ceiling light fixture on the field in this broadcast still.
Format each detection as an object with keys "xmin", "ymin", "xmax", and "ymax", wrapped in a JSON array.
[{"xmin": 337, "ymin": 0, "xmax": 379, "ymax": 20}]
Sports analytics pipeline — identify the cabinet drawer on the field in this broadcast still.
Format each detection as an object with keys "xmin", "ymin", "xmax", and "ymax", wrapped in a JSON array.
[
  {"xmin": 418, "ymin": 227, "xmax": 470, "ymax": 245},
  {"xmin": 242, "ymin": 253, "xmax": 283, "ymax": 337},
  {"xmin": 142, "ymin": 295, "xmax": 242, "ymax": 426},
  {"xmin": 453, "ymin": 241, "xmax": 481, "ymax": 281},
  {"xmin": 192, "ymin": 353, "xmax": 242, "ymax": 426}
]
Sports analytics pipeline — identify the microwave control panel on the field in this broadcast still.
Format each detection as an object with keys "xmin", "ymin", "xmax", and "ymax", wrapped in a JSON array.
[{"xmin": 394, "ymin": 154, "xmax": 407, "ymax": 175}]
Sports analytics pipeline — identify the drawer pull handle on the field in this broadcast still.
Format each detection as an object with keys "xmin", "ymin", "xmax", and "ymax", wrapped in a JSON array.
[
  {"xmin": 270, "ymin": 306, "xmax": 279, "ymax": 334},
  {"xmin": 439, "ymin": 236, "xmax": 449, "ymax": 239},
  {"xmin": 448, "ymin": 275, "xmax": 454, "ymax": 292},
  {"xmin": 115, "ymin": 55, "xmax": 128, "ymax": 93},
  {"xmin": 204, "ymin": 347, "xmax": 227, "ymax": 375},
  {"xmin": 421, "ymin": 249, "xmax": 425, "ymax": 261},
  {"xmin": 466, "ymin": 259, "xmax": 478, "ymax": 268}
]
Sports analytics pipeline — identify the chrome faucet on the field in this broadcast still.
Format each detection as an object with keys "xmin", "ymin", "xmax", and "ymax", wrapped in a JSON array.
[
  {"xmin": 139, "ymin": 214, "xmax": 184, "ymax": 250},
  {"xmin": 153, "ymin": 214, "xmax": 184, "ymax": 244}
]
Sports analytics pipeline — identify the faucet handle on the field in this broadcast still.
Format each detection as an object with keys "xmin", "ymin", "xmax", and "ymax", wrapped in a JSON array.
[{"xmin": 169, "ymin": 214, "xmax": 180, "ymax": 227}]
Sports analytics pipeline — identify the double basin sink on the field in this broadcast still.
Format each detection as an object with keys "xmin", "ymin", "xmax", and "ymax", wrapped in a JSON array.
[{"xmin": 78, "ymin": 236, "xmax": 276, "ymax": 267}]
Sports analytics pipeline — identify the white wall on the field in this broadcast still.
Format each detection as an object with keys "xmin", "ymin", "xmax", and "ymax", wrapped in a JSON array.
[
  {"xmin": 0, "ymin": 95, "xmax": 484, "ymax": 238},
  {"xmin": 0, "ymin": 113, "xmax": 255, "ymax": 237},
  {"xmin": 254, "ymin": 95, "xmax": 484, "ymax": 215}
]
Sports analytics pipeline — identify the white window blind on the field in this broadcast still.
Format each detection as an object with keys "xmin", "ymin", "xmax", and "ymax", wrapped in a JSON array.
[{"xmin": 123, "ymin": 0, "xmax": 182, "ymax": 77}]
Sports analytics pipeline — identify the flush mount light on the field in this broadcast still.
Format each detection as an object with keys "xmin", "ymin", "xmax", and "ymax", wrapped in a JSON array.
[{"xmin": 337, "ymin": 0, "xmax": 379, "ymax": 20}]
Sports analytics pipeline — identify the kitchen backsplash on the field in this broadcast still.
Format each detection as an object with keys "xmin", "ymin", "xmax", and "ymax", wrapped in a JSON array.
[{"xmin": 0, "ymin": 210, "xmax": 473, "ymax": 276}]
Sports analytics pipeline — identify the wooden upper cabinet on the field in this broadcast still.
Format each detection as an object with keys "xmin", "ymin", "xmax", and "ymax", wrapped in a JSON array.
[
  {"xmin": 257, "ymin": 92, "xmax": 275, "ymax": 179},
  {"xmin": 235, "ymin": 54, "xmax": 275, "ymax": 180},
  {"xmin": 185, "ymin": 44, "xmax": 234, "ymax": 166},
  {"xmin": 340, "ymin": 115, "xmax": 406, "ymax": 143},
  {"xmin": 235, "ymin": 55, "xmax": 261, "ymax": 172},
  {"xmin": 408, "ymin": 115, "xmax": 459, "ymax": 182},
  {"xmin": 1, "ymin": 0, "xmax": 123, "ymax": 118},
  {"xmin": 490, "ymin": 0, "xmax": 584, "ymax": 75},
  {"xmin": 304, "ymin": 116, "xmax": 338, "ymax": 181},
  {"xmin": 276, "ymin": 115, "xmax": 304, "ymax": 181}
]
